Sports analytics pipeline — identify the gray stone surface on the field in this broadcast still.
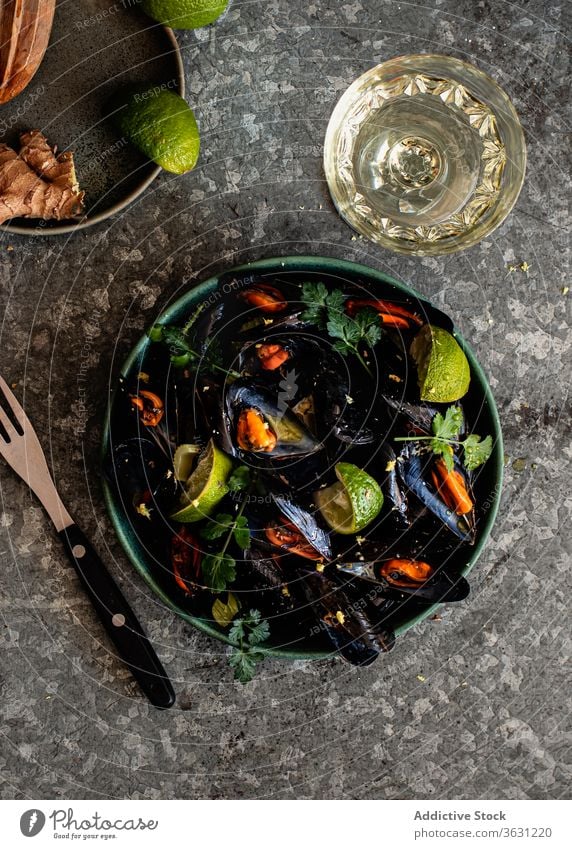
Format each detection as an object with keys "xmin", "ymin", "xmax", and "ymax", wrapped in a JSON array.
[{"xmin": 0, "ymin": 0, "xmax": 570, "ymax": 800}]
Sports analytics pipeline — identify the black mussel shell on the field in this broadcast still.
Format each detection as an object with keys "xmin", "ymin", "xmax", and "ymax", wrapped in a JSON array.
[
  {"xmin": 105, "ymin": 437, "xmax": 167, "ymax": 497},
  {"xmin": 224, "ymin": 378, "xmax": 322, "ymax": 459},
  {"xmin": 377, "ymin": 444, "xmax": 410, "ymax": 531},
  {"xmin": 271, "ymin": 494, "xmax": 332, "ymax": 560},
  {"xmin": 301, "ymin": 573, "xmax": 395, "ymax": 666},
  {"xmin": 235, "ymin": 549, "xmax": 303, "ymax": 620},
  {"xmin": 397, "ymin": 443, "xmax": 475, "ymax": 543},
  {"xmin": 336, "ymin": 557, "xmax": 470, "ymax": 604}
]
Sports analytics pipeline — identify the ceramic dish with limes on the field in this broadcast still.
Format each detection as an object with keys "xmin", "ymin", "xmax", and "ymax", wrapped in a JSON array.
[{"xmin": 103, "ymin": 256, "xmax": 503, "ymax": 680}]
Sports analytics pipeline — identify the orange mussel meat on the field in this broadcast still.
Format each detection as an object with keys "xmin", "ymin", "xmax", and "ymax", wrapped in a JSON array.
[
  {"xmin": 256, "ymin": 342, "xmax": 290, "ymax": 371},
  {"xmin": 378, "ymin": 559, "xmax": 433, "ymax": 587},
  {"xmin": 431, "ymin": 458, "xmax": 474, "ymax": 516},
  {"xmin": 237, "ymin": 408, "xmax": 277, "ymax": 452}
]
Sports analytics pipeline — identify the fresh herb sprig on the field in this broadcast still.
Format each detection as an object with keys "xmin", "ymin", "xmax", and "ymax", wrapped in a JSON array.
[
  {"xmin": 394, "ymin": 405, "xmax": 493, "ymax": 472},
  {"xmin": 227, "ymin": 465, "xmax": 252, "ymax": 492},
  {"xmin": 300, "ymin": 282, "xmax": 381, "ymax": 376},
  {"xmin": 148, "ymin": 305, "xmax": 239, "ymax": 378},
  {"xmin": 228, "ymin": 610, "xmax": 270, "ymax": 683},
  {"xmin": 200, "ymin": 510, "xmax": 249, "ymax": 592},
  {"xmin": 198, "ymin": 466, "xmax": 253, "ymax": 592}
]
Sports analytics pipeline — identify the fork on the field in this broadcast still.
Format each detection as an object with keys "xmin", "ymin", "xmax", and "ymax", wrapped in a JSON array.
[{"xmin": 0, "ymin": 374, "xmax": 175, "ymax": 709}]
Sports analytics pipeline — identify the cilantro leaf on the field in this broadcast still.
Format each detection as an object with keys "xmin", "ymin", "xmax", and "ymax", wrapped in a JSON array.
[
  {"xmin": 324, "ymin": 288, "xmax": 346, "ymax": 316},
  {"xmin": 300, "ymin": 283, "xmax": 381, "ymax": 376},
  {"xmin": 228, "ymin": 465, "xmax": 251, "ymax": 492},
  {"xmin": 148, "ymin": 316, "xmax": 238, "ymax": 377},
  {"xmin": 229, "ymin": 649, "xmax": 265, "ymax": 683},
  {"xmin": 395, "ymin": 405, "xmax": 492, "ymax": 473},
  {"xmin": 199, "ymin": 513, "xmax": 234, "ymax": 540},
  {"xmin": 428, "ymin": 407, "xmax": 464, "ymax": 471},
  {"xmin": 228, "ymin": 609, "xmax": 270, "ymax": 683},
  {"xmin": 354, "ymin": 307, "xmax": 382, "ymax": 347},
  {"xmin": 326, "ymin": 313, "xmax": 359, "ymax": 350},
  {"xmin": 300, "ymin": 281, "xmax": 329, "ymax": 325},
  {"xmin": 462, "ymin": 434, "xmax": 493, "ymax": 471},
  {"xmin": 228, "ymin": 617, "xmax": 246, "ymax": 644},
  {"xmin": 432, "ymin": 406, "xmax": 463, "ymax": 441},
  {"xmin": 248, "ymin": 617, "xmax": 270, "ymax": 646},
  {"xmin": 200, "ymin": 512, "xmax": 250, "ymax": 548},
  {"xmin": 202, "ymin": 552, "xmax": 236, "ymax": 593},
  {"xmin": 326, "ymin": 308, "xmax": 380, "ymax": 376},
  {"xmin": 233, "ymin": 515, "xmax": 250, "ymax": 549},
  {"xmin": 430, "ymin": 439, "xmax": 455, "ymax": 472},
  {"xmin": 332, "ymin": 339, "xmax": 351, "ymax": 355}
]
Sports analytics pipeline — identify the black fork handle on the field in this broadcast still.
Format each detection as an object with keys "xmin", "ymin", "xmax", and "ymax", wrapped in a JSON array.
[{"xmin": 58, "ymin": 524, "xmax": 175, "ymax": 709}]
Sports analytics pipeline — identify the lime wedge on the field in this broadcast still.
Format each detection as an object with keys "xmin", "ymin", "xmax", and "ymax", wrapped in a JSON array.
[
  {"xmin": 315, "ymin": 462, "xmax": 383, "ymax": 535},
  {"xmin": 173, "ymin": 443, "xmax": 201, "ymax": 481},
  {"xmin": 410, "ymin": 324, "xmax": 470, "ymax": 403},
  {"xmin": 170, "ymin": 439, "xmax": 232, "ymax": 523}
]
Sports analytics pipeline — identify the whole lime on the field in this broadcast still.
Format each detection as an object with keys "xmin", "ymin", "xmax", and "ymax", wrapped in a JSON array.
[
  {"xmin": 114, "ymin": 89, "xmax": 200, "ymax": 175},
  {"xmin": 141, "ymin": 0, "xmax": 229, "ymax": 29}
]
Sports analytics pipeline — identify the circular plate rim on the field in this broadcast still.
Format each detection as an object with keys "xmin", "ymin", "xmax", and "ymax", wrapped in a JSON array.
[
  {"xmin": 0, "ymin": 26, "xmax": 184, "ymax": 237},
  {"xmin": 101, "ymin": 254, "xmax": 504, "ymax": 660}
]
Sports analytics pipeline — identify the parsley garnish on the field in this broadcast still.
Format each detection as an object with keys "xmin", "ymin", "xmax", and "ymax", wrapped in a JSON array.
[
  {"xmin": 395, "ymin": 405, "xmax": 493, "ymax": 472},
  {"xmin": 201, "ymin": 551, "xmax": 236, "ymax": 593},
  {"xmin": 148, "ymin": 308, "xmax": 239, "ymax": 378},
  {"xmin": 300, "ymin": 282, "xmax": 381, "ymax": 376},
  {"xmin": 300, "ymin": 281, "xmax": 332, "ymax": 324},
  {"xmin": 201, "ymin": 512, "xmax": 250, "ymax": 549},
  {"xmin": 462, "ymin": 433, "xmax": 494, "ymax": 471},
  {"xmin": 199, "ymin": 498, "xmax": 251, "ymax": 593},
  {"xmin": 228, "ymin": 610, "xmax": 270, "ymax": 683},
  {"xmin": 227, "ymin": 465, "xmax": 252, "ymax": 492}
]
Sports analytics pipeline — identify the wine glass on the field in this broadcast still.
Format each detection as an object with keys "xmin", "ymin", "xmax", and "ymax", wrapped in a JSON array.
[{"xmin": 324, "ymin": 55, "xmax": 526, "ymax": 256}]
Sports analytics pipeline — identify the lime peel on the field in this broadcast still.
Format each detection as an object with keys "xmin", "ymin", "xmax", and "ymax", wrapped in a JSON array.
[
  {"xmin": 115, "ymin": 90, "xmax": 200, "ymax": 175},
  {"xmin": 410, "ymin": 324, "xmax": 470, "ymax": 403},
  {"xmin": 315, "ymin": 462, "xmax": 383, "ymax": 535},
  {"xmin": 170, "ymin": 439, "xmax": 233, "ymax": 523},
  {"xmin": 141, "ymin": 0, "xmax": 229, "ymax": 29}
]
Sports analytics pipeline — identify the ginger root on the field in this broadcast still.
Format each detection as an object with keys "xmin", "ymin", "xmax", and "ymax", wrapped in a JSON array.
[{"xmin": 0, "ymin": 130, "xmax": 85, "ymax": 224}]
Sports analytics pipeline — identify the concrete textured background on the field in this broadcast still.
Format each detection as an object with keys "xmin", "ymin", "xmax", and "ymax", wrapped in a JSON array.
[{"xmin": 0, "ymin": 0, "xmax": 570, "ymax": 800}]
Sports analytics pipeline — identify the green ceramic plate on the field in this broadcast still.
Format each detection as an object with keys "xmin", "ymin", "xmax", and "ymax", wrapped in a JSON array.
[{"xmin": 102, "ymin": 255, "xmax": 503, "ymax": 660}]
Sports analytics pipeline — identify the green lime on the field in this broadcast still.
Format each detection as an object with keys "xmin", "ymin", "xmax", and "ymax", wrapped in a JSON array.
[
  {"xmin": 315, "ymin": 462, "xmax": 383, "ymax": 535},
  {"xmin": 115, "ymin": 89, "xmax": 200, "ymax": 174},
  {"xmin": 170, "ymin": 439, "xmax": 233, "ymax": 522},
  {"xmin": 141, "ymin": 0, "xmax": 229, "ymax": 29},
  {"xmin": 410, "ymin": 324, "xmax": 471, "ymax": 403},
  {"xmin": 173, "ymin": 443, "xmax": 201, "ymax": 481}
]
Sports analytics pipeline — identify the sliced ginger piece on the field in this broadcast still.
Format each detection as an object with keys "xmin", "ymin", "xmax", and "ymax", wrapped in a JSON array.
[{"xmin": 0, "ymin": 130, "xmax": 84, "ymax": 224}]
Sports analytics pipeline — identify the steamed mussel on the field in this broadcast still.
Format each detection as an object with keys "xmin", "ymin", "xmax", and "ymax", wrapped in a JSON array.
[
  {"xmin": 106, "ymin": 271, "xmax": 495, "ymax": 679},
  {"xmin": 224, "ymin": 379, "xmax": 321, "ymax": 459}
]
